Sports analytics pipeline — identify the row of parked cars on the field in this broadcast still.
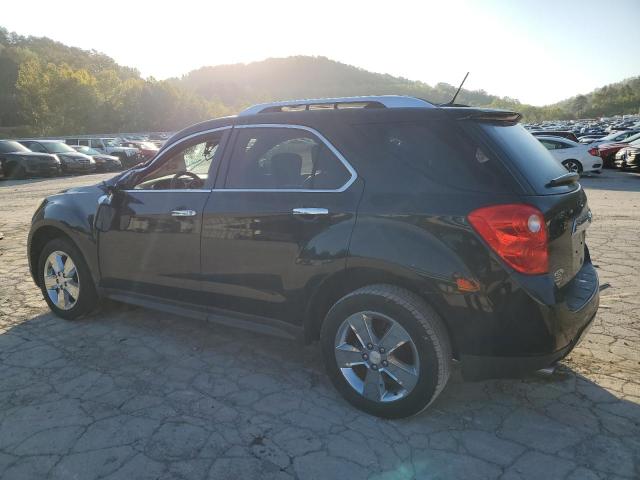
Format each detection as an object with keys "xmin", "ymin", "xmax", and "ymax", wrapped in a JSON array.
[
  {"xmin": 0, "ymin": 135, "xmax": 167, "ymax": 179},
  {"xmin": 526, "ymin": 115, "xmax": 640, "ymax": 173}
]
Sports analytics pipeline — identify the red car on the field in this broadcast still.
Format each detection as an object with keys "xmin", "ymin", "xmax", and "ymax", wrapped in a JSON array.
[{"xmin": 596, "ymin": 132, "xmax": 640, "ymax": 168}]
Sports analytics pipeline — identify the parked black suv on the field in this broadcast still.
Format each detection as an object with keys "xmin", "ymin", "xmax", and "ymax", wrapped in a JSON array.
[
  {"xmin": 0, "ymin": 140, "xmax": 61, "ymax": 178},
  {"xmin": 28, "ymin": 96, "xmax": 599, "ymax": 418}
]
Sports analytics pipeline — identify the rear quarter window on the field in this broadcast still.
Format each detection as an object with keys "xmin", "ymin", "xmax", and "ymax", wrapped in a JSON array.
[
  {"xmin": 352, "ymin": 120, "xmax": 513, "ymax": 193},
  {"xmin": 476, "ymin": 123, "xmax": 576, "ymax": 195}
]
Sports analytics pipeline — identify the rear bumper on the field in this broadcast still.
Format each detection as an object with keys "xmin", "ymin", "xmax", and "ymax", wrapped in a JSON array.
[
  {"xmin": 461, "ymin": 311, "xmax": 595, "ymax": 380},
  {"xmin": 460, "ymin": 261, "xmax": 599, "ymax": 380}
]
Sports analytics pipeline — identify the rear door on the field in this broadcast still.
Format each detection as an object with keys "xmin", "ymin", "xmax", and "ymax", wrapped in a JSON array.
[{"xmin": 201, "ymin": 124, "xmax": 363, "ymax": 323}]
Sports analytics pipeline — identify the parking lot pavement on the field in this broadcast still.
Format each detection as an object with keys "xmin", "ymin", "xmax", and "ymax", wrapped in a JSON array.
[{"xmin": 0, "ymin": 171, "xmax": 638, "ymax": 480}]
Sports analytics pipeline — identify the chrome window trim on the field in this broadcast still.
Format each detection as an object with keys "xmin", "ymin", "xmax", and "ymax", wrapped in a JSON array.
[
  {"xmin": 217, "ymin": 124, "xmax": 358, "ymax": 193},
  {"xmin": 123, "ymin": 126, "xmax": 232, "ymax": 193}
]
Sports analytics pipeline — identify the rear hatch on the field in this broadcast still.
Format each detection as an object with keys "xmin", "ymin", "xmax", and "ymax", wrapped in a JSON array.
[{"xmin": 468, "ymin": 119, "xmax": 591, "ymax": 287}]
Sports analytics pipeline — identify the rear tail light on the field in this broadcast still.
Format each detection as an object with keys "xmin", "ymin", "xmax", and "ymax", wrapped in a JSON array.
[
  {"xmin": 468, "ymin": 204, "xmax": 548, "ymax": 275},
  {"xmin": 588, "ymin": 147, "xmax": 599, "ymax": 157}
]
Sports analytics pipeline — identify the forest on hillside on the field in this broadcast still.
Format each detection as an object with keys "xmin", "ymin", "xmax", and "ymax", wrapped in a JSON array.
[{"xmin": 1, "ymin": 27, "xmax": 638, "ymax": 137}]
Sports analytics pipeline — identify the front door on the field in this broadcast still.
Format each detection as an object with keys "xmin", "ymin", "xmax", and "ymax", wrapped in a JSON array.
[
  {"xmin": 201, "ymin": 125, "xmax": 363, "ymax": 323},
  {"xmin": 98, "ymin": 128, "xmax": 230, "ymax": 303}
]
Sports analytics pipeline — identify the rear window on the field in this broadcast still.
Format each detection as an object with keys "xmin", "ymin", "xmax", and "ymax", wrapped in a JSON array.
[
  {"xmin": 476, "ymin": 123, "xmax": 573, "ymax": 194},
  {"xmin": 353, "ymin": 120, "xmax": 512, "ymax": 193}
]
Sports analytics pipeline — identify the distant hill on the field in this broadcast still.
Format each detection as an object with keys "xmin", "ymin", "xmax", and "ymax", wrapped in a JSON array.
[
  {"xmin": 553, "ymin": 76, "xmax": 640, "ymax": 119},
  {"xmin": 175, "ymin": 56, "xmax": 509, "ymax": 110},
  {"xmin": 1, "ymin": 25, "xmax": 638, "ymax": 137}
]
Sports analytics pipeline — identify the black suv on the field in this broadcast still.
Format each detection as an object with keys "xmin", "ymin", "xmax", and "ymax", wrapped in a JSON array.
[{"xmin": 28, "ymin": 96, "xmax": 599, "ymax": 418}]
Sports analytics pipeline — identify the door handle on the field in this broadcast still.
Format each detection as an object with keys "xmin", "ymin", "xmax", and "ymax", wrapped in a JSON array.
[
  {"xmin": 292, "ymin": 208, "xmax": 329, "ymax": 216},
  {"xmin": 171, "ymin": 209, "xmax": 197, "ymax": 217}
]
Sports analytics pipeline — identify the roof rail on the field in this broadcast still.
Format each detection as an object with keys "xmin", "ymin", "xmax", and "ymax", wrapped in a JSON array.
[{"xmin": 239, "ymin": 95, "xmax": 434, "ymax": 116}]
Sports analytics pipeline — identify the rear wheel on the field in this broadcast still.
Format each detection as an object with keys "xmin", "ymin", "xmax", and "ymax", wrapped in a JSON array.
[
  {"xmin": 38, "ymin": 237, "xmax": 98, "ymax": 319},
  {"xmin": 562, "ymin": 159, "xmax": 583, "ymax": 175},
  {"xmin": 321, "ymin": 285, "xmax": 451, "ymax": 418}
]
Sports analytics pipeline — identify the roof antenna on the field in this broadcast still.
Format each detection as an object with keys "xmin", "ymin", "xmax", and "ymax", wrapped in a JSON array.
[{"xmin": 444, "ymin": 72, "xmax": 469, "ymax": 106}]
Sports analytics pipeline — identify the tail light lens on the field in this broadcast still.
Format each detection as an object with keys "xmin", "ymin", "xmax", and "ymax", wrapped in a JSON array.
[
  {"xmin": 588, "ymin": 147, "xmax": 599, "ymax": 157},
  {"xmin": 468, "ymin": 204, "xmax": 548, "ymax": 275}
]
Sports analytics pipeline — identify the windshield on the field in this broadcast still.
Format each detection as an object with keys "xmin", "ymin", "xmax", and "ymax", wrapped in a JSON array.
[
  {"xmin": 0, "ymin": 140, "xmax": 30, "ymax": 154},
  {"xmin": 74, "ymin": 146, "xmax": 99, "ymax": 155},
  {"xmin": 602, "ymin": 131, "xmax": 635, "ymax": 141},
  {"xmin": 623, "ymin": 132, "xmax": 640, "ymax": 143},
  {"xmin": 43, "ymin": 142, "xmax": 76, "ymax": 153}
]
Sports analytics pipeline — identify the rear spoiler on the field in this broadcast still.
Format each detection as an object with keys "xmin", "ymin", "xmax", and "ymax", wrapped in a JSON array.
[
  {"xmin": 442, "ymin": 108, "xmax": 522, "ymax": 125},
  {"xmin": 459, "ymin": 111, "xmax": 522, "ymax": 125},
  {"xmin": 546, "ymin": 172, "xmax": 580, "ymax": 187}
]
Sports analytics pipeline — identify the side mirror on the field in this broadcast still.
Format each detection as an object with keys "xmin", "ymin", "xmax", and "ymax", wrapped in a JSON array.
[{"xmin": 94, "ymin": 190, "xmax": 117, "ymax": 233}]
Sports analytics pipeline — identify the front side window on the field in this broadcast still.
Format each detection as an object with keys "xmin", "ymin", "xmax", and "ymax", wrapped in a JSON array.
[
  {"xmin": 133, "ymin": 134, "xmax": 223, "ymax": 190},
  {"xmin": 25, "ymin": 142, "xmax": 46, "ymax": 153},
  {"xmin": 225, "ymin": 127, "xmax": 351, "ymax": 190}
]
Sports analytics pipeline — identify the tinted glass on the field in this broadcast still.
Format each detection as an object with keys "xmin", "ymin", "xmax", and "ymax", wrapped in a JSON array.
[
  {"xmin": 23, "ymin": 142, "xmax": 46, "ymax": 153},
  {"xmin": 353, "ymin": 120, "xmax": 511, "ymax": 193},
  {"xmin": 225, "ymin": 128, "xmax": 350, "ymax": 190},
  {"xmin": 42, "ymin": 142, "xmax": 75, "ymax": 153},
  {"xmin": 0, "ymin": 141, "xmax": 29, "ymax": 153},
  {"xmin": 477, "ymin": 123, "xmax": 571, "ymax": 194}
]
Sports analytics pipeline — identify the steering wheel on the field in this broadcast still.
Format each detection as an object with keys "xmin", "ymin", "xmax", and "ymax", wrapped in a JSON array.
[{"xmin": 170, "ymin": 171, "xmax": 202, "ymax": 189}]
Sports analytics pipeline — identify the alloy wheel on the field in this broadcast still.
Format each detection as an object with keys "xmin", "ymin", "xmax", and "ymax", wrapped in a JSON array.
[
  {"xmin": 43, "ymin": 250, "xmax": 80, "ymax": 310},
  {"xmin": 334, "ymin": 311, "xmax": 420, "ymax": 403},
  {"xmin": 564, "ymin": 160, "xmax": 580, "ymax": 173}
]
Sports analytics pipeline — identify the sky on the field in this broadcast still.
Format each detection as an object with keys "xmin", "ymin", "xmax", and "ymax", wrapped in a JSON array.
[{"xmin": 3, "ymin": 0, "xmax": 639, "ymax": 106}]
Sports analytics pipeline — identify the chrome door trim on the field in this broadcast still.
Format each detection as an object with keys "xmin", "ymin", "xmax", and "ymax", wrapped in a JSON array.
[
  {"xmin": 171, "ymin": 209, "xmax": 197, "ymax": 217},
  {"xmin": 292, "ymin": 207, "xmax": 329, "ymax": 215}
]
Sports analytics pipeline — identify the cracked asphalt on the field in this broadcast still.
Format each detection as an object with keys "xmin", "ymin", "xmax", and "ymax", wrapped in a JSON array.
[{"xmin": 0, "ymin": 171, "xmax": 638, "ymax": 479}]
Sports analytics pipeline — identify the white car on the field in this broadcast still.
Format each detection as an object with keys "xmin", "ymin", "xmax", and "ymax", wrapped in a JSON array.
[
  {"xmin": 537, "ymin": 136, "xmax": 602, "ymax": 174},
  {"xmin": 579, "ymin": 129, "xmax": 640, "ymax": 145}
]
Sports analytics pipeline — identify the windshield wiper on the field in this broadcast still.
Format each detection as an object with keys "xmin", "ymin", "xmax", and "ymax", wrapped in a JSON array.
[{"xmin": 546, "ymin": 172, "xmax": 579, "ymax": 187}]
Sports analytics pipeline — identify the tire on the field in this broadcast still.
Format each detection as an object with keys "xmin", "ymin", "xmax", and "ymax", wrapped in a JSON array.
[
  {"xmin": 562, "ymin": 159, "xmax": 583, "ymax": 175},
  {"xmin": 37, "ymin": 237, "xmax": 98, "ymax": 320},
  {"xmin": 320, "ymin": 284, "xmax": 452, "ymax": 418}
]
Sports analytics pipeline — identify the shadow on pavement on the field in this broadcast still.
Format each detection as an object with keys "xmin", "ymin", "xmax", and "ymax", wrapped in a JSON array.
[{"xmin": 1, "ymin": 306, "xmax": 638, "ymax": 478}]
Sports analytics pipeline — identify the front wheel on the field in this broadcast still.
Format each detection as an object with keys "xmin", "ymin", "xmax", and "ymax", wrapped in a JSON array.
[
  {"xmin": 38, "ymin": 237, "xmax": 98, "ymax": 319},
  {"xmin": 321, "ymin": 285, "xmax": 452, "ymax": 418},
  {"xmin": 562, "ymin": 159, "xmax": 583, "ymax": 175}
]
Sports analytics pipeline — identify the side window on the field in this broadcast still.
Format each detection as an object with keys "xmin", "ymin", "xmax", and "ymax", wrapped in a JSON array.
[
  {"xmin": 225, "ymin": 127, "xmax": 351, "ymax": 190},
  {"xmin": 133, "ymin": 133, "xmax": 224, "ymax": 190},
  {"xmin": 79, "ymin": 139, "xmax": 90, "ymax": 146},
  {"xmin": 90, "ymin": 139, "xmax": 103, "ymax": 149},
  {"xmin": 27, "ymin": 142, "xmax": 46, "ymax": 153}
]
